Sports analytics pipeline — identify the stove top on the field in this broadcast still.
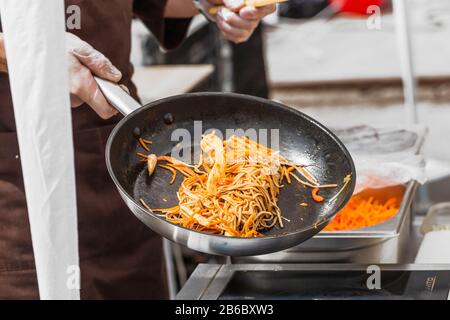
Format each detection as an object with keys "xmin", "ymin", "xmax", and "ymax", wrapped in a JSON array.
[{"xmin": 177, "ymin": 264, "xmax": 450, "ymax": 300}]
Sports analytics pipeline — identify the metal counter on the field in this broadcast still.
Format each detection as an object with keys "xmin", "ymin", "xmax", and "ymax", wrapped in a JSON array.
[
  {"xmin": 234, "ymin": 182, "xmax": 418, "ymax": 264},
  {"xmin": 177, "ymin": 263, "xmax": 450, "ymax": 300}
]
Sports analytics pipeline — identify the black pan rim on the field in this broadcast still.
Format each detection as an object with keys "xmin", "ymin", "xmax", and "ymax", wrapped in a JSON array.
[{"xmin": 105, "ymin": 92, "xmax": 356, "ymax": 241}]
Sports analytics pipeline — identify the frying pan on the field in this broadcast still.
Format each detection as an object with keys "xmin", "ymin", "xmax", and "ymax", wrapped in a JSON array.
[{"xmin": 95, "ymin": 78, "xmax": 356, "ymax": 256}]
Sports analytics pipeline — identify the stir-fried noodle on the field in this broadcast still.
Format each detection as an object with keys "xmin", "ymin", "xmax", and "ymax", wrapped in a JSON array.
[{"xmin": 138, "ymin": 132, "xmax": 341, "ymax": 237}]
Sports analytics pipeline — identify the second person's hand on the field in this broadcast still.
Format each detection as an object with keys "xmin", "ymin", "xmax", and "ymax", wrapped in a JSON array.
[{"xmin": 207, "ymin": 0, "xmax": 276, "ymax": 43}]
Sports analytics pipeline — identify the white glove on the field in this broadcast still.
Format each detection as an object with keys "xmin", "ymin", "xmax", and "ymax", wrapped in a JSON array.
[{"xmin": 66, "ymin": 32, "xmax": 122, "ymax": 119}]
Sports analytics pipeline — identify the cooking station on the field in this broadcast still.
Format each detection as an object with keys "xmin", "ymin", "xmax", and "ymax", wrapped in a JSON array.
[
  {"xmin": 3, "ymin": 0, "xmax": 450, "ymax": 302},
  {"xmin": 176, "ymin": 202, "xmax": 450, "ymax": 300},
  {"xmin": 177, "ymin": 264, "xmax": 450, "ymax": 300}
]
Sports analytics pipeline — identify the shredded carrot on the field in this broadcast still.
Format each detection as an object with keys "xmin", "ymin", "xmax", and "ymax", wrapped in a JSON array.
[
  {"xmin": 139, "ymin": 138, "xmax": 151, "ymax": 151},
  {"xmin": 159, "ymin": 164, "xmax": 177, "ymax": 184},
  {"xmin": 137, "ymin": 152, "xmax": 149, "ymax": 159},
  {"xmin": 324, "ymin": 196, "xmax": 400, "ymax": 231},
  {"xmin": 312, "ymin": 188, "xmax": 324, "ymax": 202}
]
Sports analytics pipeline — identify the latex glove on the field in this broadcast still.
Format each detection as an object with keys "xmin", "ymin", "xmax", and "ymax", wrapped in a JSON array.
[
  {"xmin": 208, "ymin": 0, "xmax": 276, "ymax": 44},
  {"xmin": 66, "ymin": 32, "xmax": 122, "ymax": 119}
]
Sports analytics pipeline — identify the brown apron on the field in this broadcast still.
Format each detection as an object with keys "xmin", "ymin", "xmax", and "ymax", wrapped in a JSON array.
[{"xmin": 0, "ymin": 0, "xmax": 190, "ymax": 299}]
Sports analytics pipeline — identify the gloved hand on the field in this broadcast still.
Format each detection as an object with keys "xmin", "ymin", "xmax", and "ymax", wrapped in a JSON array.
[
  {"xmin": 207, "ymin": 0, "xmax": 276, "ymax": 43},
  {"xmin": 66, "ymin": 32, "xmax": 122, "ymax": 119}
]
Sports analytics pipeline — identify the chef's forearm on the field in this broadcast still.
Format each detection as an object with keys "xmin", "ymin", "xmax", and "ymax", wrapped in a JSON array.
[
  {"xmin": 164, "ymin": 0, "xmax": 199, "ymax": 18},
  {"xmin": 0, "ymin": 33, "xmax": 7, "ymax": 73}
]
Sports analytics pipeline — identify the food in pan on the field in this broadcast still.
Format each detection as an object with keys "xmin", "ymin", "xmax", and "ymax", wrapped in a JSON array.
[
  {"xmin": 324, "ymin": 195, "xmax": 399, "ymax": 231},
  {"xmin": 137, "ymin": 132, "xmax": 344, "ymax": 237}
]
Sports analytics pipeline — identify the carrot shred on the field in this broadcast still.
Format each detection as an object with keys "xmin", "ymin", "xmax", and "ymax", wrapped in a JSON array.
[
  {"xmin": 312, "ymin": 188, "xmax": 324, "ymax": 202},
  {"xmin": 136, "ymin": 152, "xmax": 149, "ymax": 159},
  {"xmin": 139, "ymin": 138, "xmax": 151, "ymax": 151},
  {"xmin": 324, "ymin": 196, "xmax": 400, "ymax": 231},
  {"xmin": 159, "ymin": 164, "xmax": 177, "ymax": 184}
]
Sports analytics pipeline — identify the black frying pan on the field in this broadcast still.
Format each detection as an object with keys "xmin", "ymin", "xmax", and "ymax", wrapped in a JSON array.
[{"xmin": 96, "ymin": 78, "xmax": 355, "ymax": 256}]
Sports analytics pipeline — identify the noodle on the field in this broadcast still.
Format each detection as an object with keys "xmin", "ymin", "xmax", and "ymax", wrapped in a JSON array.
[{"xmin": 140, "ymin": 132, "xmax": 338, "ymax": 237}]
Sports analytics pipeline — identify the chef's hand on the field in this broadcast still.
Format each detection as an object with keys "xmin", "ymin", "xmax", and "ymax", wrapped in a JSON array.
[
  {"xmin": 207, "ymin": 0, "xmax": 276, "ymax": 43},
  {"xmin": 66, "ymin": 32, "xmax": 122, "ymax": 119}
]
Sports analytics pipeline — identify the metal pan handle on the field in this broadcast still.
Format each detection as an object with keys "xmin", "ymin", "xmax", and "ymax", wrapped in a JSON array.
[{"xmin": 94, "ymin": 76, "xmax": 142, "ymax": 116}]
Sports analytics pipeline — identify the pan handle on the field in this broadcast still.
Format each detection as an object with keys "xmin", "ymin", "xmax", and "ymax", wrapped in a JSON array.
[{"xmin": 94, "ymin": 76, "xmax": 142, "ymax": 116}]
